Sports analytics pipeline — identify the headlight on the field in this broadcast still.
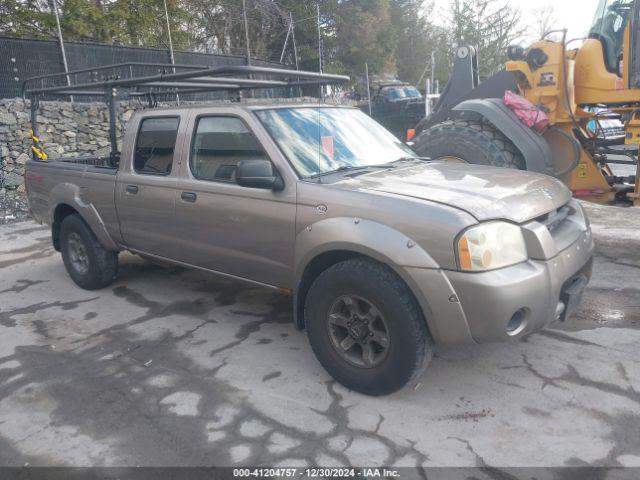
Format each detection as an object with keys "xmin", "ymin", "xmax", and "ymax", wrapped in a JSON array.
[{"xmin": 456, "ymin": 221, "xmax": 527, "ymax": 272}]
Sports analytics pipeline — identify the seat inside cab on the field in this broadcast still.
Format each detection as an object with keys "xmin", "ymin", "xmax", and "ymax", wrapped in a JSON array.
[{"xmin": 191, "ymin": 124, "xmax": 266, "ymax": 183}]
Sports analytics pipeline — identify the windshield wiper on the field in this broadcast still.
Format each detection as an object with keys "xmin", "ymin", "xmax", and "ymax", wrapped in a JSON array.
[
  {"xmin": 309, "ymin": 164, "xmax": 392, "ymax": 179},
  {"xmin": 389, "ymin": 156, "xmax": 424, "ymax": 164},
  {"xmin": 334, "ymin": 165, "xmax": 369, "ymax": 172},
  {"xmin": 368, "ymin": 156, "xmax": 422, "ymax": 168}
]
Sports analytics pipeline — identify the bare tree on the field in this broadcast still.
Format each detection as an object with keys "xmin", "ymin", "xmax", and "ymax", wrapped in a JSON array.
[
  {"xmin": 532, "ymin": 5, "xmax": 558, "ymax": 39},
  {"xmin": 449, "ymin": 0, "xmax": 526, "ymax": 78}
]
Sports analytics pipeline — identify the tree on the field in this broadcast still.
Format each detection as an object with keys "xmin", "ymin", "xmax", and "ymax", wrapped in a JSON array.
[
  {"xmin": 0, "ymin": 0, "xmax": 190, "ymax": 47},
  {"xmin": 182, "ymin": 0, "xmax": 291, "ymax": 58},
  {"xmin": 390, "ymin": 0, "xmax": 451, "ymax": 86},
  {"xmin": 107, "ymin": 0, "xmax": 190, "ymax": 48},
  {"xmin": 531, "ymin": 5, "xmax": 558, "ymax": 39},
  {"xmin": 0, "ymin": 0, "xmax": 521, "ymax": 85},
  {"xmin": 58, "ymin": 0, "xmax": 109, "ymax": 43},
  {"xmin": 0, "ymin": 0, "xmax": 56, "ymax": 38},
  {"xmin": 327, "ymin": 0, "xmax": 396, "ymax": 75},
  {"xmin": 449, "ymin": 0, "xmax": 525, "ymax": 79}
]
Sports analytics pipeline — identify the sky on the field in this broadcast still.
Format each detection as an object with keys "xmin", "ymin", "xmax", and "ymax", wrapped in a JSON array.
[
  {"xmin": 432, "ymin": 0, "xmax": 601, "ymax": 43},
  {"xmin": 513, "ymin": 0, "xmax": 600, "ymax": 41}
]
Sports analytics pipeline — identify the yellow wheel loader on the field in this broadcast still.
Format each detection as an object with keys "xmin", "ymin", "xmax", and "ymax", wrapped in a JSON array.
[{"xmin": 413, "ymin": 0, "xmax": 640, "ymax": 206}]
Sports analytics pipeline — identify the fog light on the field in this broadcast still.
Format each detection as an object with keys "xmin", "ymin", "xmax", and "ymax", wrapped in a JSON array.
[{"xmin": 506, "ymin": 308, "xmax": 528, "ymax": 336}]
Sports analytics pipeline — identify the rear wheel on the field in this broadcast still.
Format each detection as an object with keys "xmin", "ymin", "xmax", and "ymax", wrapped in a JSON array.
[
  {"xmin": 413, "ymin": 119, "xmax": 525, "ymax": 169},
  {"xmin": 60, "ymin": 214, "xmax": 118, "ymax": 290},
  {"xmin": 304, "ymin": 258, "xmax": 433, "ymax": 396}
]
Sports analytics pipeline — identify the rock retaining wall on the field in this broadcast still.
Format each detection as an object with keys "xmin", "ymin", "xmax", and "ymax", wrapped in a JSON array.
[{"xmin": 0, "ymin": 98, "xmax": 142, "ymax": 223}]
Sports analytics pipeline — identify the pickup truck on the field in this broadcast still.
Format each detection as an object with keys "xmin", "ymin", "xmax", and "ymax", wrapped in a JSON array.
[
  {"xmin": 25, "ymin": 104, "xmax": 594, "ymax": 395},
  {"xmin": 359, "ymin": 81, "xmax": 426, "ymax": 139}
]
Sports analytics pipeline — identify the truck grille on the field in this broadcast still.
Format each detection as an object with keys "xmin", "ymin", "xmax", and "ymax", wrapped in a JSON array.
[
  {"xmin": 538, "ymin": 204, "xmax": 571, "ymax": 233},
  {"xmin": 523, "ymin": 200, "xmax": 587, "ymax": 260},
  {"xmin": 533, "ymin": 200, "xmax": 586, "ymax": 254}
]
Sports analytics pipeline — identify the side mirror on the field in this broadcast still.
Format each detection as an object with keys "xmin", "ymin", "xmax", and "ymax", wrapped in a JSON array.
[{"xmin": 236, "ymin": 159, "xmax": 284, "ymax": 191}]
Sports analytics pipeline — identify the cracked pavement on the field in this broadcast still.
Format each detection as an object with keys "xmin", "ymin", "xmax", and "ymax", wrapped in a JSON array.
[{"xmin": 0, "ymin": 202, "xmax": 638, "ymax": 468}]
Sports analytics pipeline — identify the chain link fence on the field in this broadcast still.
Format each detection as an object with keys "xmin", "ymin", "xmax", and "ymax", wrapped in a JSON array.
[{"xmin": 0, "ymin": 36, "xmax": 286, "ymax": 99}]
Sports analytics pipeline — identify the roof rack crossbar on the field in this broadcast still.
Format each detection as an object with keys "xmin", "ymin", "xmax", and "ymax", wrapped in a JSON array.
[
  {"xmin": 22, "ymin": 62, "xmax": 207, "ymax": 90},
  {"xmin": 182, "ymin": 77, "xmax": 290, "ymax": 86},
  {"xmin": 24, "ymin": 64, "xmax": 349, "ymax": 96}
]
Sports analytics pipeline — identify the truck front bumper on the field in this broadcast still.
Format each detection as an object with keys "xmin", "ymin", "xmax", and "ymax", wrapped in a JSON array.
[
  {"xmin": 443, "ymin": 228, "xmax": 594, "ymax": 343},
  {"xmin": 403, "ymin": 204, "xmax": 594, "ymax": 345}
]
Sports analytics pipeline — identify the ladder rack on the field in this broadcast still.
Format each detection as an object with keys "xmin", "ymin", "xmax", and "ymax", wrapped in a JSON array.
[{"xmin": 23, "ymin": 62, "xmax": 350, "ymax": 166}]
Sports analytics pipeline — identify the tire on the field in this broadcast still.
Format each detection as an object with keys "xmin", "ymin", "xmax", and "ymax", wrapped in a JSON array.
[
  {"xmin": 413, "ymin": 119, "xmax": 525, "ymax": 169},
  {"xmin": 59, "ymin": 214, "xmax": 118, "ymax": 290},
  {"xmin": 304, "ymin": 258, "xmax": 433, "ymax": 396}
]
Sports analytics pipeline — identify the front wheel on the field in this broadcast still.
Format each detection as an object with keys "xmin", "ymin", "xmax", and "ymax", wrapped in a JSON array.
[
  {"xmin": 60, "ymin": 214, "xmax": 118, "ymax": 290},
  {"xmin": 304, "ymin": 258, "xmax": 433, "ymax": 396}
]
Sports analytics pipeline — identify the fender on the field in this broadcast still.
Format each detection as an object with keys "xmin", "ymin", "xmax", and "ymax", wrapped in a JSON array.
[
  {"xmin": 293, "ymin": 217, "xmax": 446, "ymax": 333},
  {"xmin": 452, "ymin": 98, "xmax": 555, "ymax": 175},
  {"xmin": 295, "ymin": 217, "xmax": 439, "ymax": 283},
  {"xmin": 48, "ymin": 183, "xmax": 120, "ymax": 251}
]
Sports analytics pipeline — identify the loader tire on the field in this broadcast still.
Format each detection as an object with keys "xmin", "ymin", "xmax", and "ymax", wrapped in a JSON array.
[
  {"xmin": 413, "ymin": 119, "xmax": 525, "ymax": 169},
  {"xmin": 60, "ymin": 214, "xmax": 118, "ymax": 290}
]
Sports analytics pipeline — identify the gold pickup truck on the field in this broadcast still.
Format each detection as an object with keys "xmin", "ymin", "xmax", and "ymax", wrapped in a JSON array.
[{"xmin": 25, "ymin": 103, "xmax": 594, "ymax": 395}]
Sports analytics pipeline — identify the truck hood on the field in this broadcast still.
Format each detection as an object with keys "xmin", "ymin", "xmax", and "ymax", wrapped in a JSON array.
[{"xmin": 338, "ymin": 161, "xmax": 571, "ymax": 223}]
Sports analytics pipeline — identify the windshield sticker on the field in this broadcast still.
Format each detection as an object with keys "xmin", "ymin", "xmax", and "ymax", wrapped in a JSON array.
[{"xmin": 321, "ymin": 136, "xmax": 334, "ymax": 161}]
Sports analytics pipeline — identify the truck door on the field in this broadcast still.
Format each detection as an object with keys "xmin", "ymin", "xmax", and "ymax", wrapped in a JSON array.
[
  {"xmin": 116, "ymin": 115, "xmax": 182, "ymax": 258},
  {"xmin": 172, "ymin": 113, "xmax": 296, "ymax": 288}
]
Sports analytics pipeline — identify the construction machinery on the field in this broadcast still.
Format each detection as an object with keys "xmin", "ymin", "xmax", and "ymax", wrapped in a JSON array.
[{"xmin": 412, "ymin": 0, "xmax": 640, "ymax": 206}]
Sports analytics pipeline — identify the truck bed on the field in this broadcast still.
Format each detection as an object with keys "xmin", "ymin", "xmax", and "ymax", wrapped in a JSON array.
[
  {"xmin": 50, "ymin": 155, "xmax": 115, "ymax": 168},
  {"xmin": 25, "ymin": 157, "xmax": 120, "ymax": 242}
]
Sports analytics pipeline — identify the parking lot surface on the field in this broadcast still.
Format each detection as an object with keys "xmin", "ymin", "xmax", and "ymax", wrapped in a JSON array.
[{"xmin": 0, "ymin": 202, "xmax": 638, "ymax": 468}]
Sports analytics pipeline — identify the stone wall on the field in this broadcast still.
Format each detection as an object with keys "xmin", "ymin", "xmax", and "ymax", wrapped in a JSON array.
[{"xmin": 0, "ymin": 98, "xmax": 142, "ymax": 223}]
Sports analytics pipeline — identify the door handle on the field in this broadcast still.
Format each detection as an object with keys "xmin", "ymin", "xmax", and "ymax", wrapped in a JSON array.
[
  {"xmin": 126, "ymin": 185, "xmax": 138, "ymax": 194},
  {"xmin": 181, "ymin": 191, "xmax": 197, "ymax": 203}
]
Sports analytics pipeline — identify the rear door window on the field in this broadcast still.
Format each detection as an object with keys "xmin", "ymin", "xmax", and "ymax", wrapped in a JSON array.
[
  {"xmin": 134, "ymin": 117, "xmax": 180, "ymax": 175},
  {"xmin": 190, "ymin": 116, "xmax": 266, "ymax": 183}
]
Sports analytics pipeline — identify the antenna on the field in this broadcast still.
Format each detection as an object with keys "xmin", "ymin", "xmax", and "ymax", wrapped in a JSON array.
[{"xmin": 317, "ymin": 103, "xmax": 322, "ymax": 183}]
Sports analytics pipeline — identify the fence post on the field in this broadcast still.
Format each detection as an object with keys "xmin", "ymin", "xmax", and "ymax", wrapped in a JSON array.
[
  {"xmin": 425, "ymin": 78, "xmax": 431, "ymax": 117},
  {"xmin": 290, "ymin": 12, "xmax": 299, "ymax": 70},
  {"xmin": 242, "ymin": 0, "xmax": 251, "ymax": 66},
  {"xmin": 51, "ymin": 0, "xmax": 73, "ymax": 102},
  {"xmin": 106, "ymin": 87, "xmax": 119, "ymax": 166},
  {"xmin": 365, "ymin": 63, "xmax": 372, "ymax": 116},
  {"xmin": 162, "ymin": 0, "xmax": 179, "ymax": 104}
]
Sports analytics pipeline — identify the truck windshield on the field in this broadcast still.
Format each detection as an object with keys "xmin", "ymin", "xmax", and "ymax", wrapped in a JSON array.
[
  {"xmin": 383, "ymin": 86, "xmax": 421, "ymax": 100},
  {"xmin": 404, "ymin": 87, "xmax": 422, "ymax": 98},
  {"xmin": 255, "ymin": 107, "xmax": 417, "ymax": 178},
  {"xmin": 589, "ymin": 0, "xmax": 633, "ymax": 73}
]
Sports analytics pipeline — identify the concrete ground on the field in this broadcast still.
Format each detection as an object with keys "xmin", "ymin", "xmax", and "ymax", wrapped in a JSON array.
[{"xmin": 0, "ymin": 203, "xmax": 638, "ymax": 469}]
